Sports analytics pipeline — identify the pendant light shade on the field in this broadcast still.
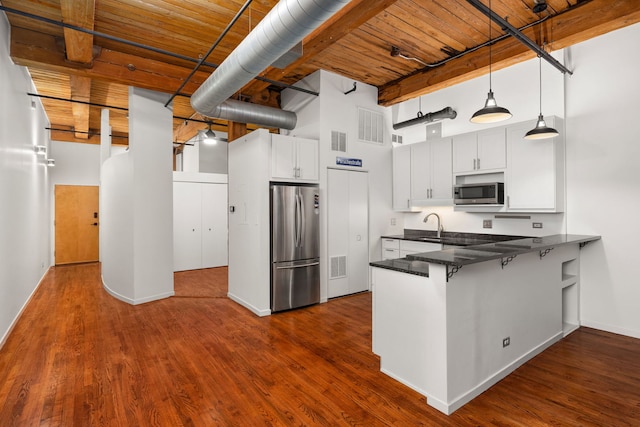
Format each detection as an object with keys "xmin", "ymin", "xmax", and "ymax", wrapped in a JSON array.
[
  {"xmin": 524, "ymin": 114, "xmax": 559, "ymax": 139},
  {"xmin": 199, "ymin": 123, "xmax": 221, "ymax": 145},
  {"xmin": 470, "ymin": 0, "xmax": 511, "ymax": 124},
  {"xmin": 524, "ymin": 56, "xmax": 558, "ymax": 140},
  {"xmin": 470, "ymin": 90, "xmax": 512, "ymax": 123}
]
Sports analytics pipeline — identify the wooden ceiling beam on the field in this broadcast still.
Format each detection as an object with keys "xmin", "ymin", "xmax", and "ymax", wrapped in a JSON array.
[
  {"xmin": 378, "ymin": 0, "xmax": 640, "ymax": 106},
  {"xmin": 240, "ymin": 0, "xmax": 401, "ymax": 95},
  {"xmin": 69, "ymin": 75, "xmax": 92, "ymax": 139},
  {"xmin": 10, "ymin": 27, "xmax": 207, "ymax": 96},
  {"xmin": 60, "ymin": 0, "xmax": 96, "ymax": 64}
]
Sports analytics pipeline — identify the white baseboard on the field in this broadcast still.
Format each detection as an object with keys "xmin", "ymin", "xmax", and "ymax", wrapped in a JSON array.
[
  {"xmin": 102, "ymin": 276, "xmax": 174, "ymax": 305},
  {"xmin": 0, "ymin": 267, "xmax": 50, "ymax": 350},
  {"xmin": 444, "ymin": 331, "xmax": 564, "ymax": 414},
  {"xmin": 227, "ymin": 292, "xmax": 271, "ymax": 317},
  {"xmin": 580, "ymin": 320, "xmax": 640, "ymax": 340}
]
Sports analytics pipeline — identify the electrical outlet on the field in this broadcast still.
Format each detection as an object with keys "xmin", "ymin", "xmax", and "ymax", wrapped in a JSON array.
[
  {"xmin": 483, "ymin": 219, "xmax": 492, "ymax": 229},
  {"xmin": 391, "ymin": 218, "xmax": 396, "ymax": 226},
  {"xmin": 503, "ymin": 337, "xmax": 510, "ymax": 348},
  {"xmin": 532, "ymin": 222, "xmax": 543, "ymax": 229}
]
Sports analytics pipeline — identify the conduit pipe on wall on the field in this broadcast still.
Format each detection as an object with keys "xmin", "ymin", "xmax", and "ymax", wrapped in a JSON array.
[
  {"xmin": 190, "ymin": 0, "xmax": 350, "ymax": 130},
  {"xmin": 393, "ymin": 107, "xmax": 457, "ymax": 130}
]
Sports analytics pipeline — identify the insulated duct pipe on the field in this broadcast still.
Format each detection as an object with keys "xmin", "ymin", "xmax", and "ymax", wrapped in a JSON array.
[
  {"xmin": 393, "ymin": 107, "xmax": 457, "ymax": 130},
  {"xmin": 191, "ymin": 0, "xmax": 350, "ymax": 129}
]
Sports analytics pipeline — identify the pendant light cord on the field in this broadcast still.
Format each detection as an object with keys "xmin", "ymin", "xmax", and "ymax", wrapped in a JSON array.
[
  {"xmin": 488, "ymin": 0, "xmax": 492, "ymax": 91},
  {"xmin": 538, "ymin": 55, "xmax": 543, "ymax": 115}
]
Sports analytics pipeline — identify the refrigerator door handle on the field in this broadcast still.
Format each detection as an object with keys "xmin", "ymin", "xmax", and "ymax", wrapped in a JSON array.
[
  {"xmin": 295, "ymin": 192, "xmax": 302, "ymax": 247},
  {"xmin": 275, "ymin": 261, "xmax": 320, "ymax": 270}
]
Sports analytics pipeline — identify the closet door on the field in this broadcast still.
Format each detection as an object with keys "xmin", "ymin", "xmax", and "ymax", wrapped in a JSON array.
[
  {"xmin": 201, "ymin": 183, "xmax": 228, "ymax": 268},
  {"xmin": 173, "ymin": 181, "xmax": 202, "ymax": 271},
  {"xmin": 328, "ymin": 169, "xmax": 369, "ymax": 299},
  {"xmin": 348, "ymin": 171, "xmax": 369, "ymax": 294}
]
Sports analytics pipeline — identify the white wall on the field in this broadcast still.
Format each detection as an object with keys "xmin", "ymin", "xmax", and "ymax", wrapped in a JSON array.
[
  {"xmin": 565, "ymin": 23, "xmax": 640, "ymax": 338},
  {"xmin": 390, "ymin": 23, "xmax": 640, "ymax": 339},
  {"xmin": 0, "ymin": 12, "xmax": 51, "ymax": 346},
  {"xmin": 282, "ymin": 70, "xmax": 398, "ymax": 302},
  {"xmin": 101, "ymin": 87, "xmax": 174, "ymax": 304},
  {"xmin": 393, "ymin": 52, "xmax": 567, "ymax": 238}
]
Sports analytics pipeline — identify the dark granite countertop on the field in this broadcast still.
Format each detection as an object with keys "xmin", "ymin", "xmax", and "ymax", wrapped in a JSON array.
[
  {"xmin": 371, "ymin": 234, "xmax": 601, "ymax": 277},
  {"xmin": 381, "ymin": 229, "xmax": 529, "ymax": 247},
  {"xmin": 370, "ymin": 258, "xmax": 430, "ymax": 277}
]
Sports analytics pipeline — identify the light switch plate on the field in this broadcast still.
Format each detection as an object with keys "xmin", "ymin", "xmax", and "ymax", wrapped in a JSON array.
[{"xmin": 532, "ymin": 222, "xmax": 543, "ymax": 228}]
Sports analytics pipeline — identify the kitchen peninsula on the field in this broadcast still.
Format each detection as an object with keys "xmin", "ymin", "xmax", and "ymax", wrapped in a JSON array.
[{"xmin": 370, "ymin": 234, "xmax": 600, "ymax": 415}]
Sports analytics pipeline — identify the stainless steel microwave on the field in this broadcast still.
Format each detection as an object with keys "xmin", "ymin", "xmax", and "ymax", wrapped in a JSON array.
[{"xmin": 453, "ymin": 182, "xmax": 504, "ymax": 205}]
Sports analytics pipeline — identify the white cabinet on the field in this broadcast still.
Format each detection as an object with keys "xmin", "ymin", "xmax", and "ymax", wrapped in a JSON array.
[
  {"xmin": 393, "ymin": 139, "xmax": 452, "ymax": 211},
  {"xmin": 453, "ymin": 127, "xmax": 506, "ymax": 173},
  {"xmin": 381, "ymin": 238, "xmax": 400, "ymax": 260},
  {"xmin": 271, "ymin": 133, "xmax": 319, "ymax": 182},
  {"xmin": 392, "ymin": 145, "xmax": 412, "ymax": 211},
  {"xmin": 411, "ymin": 138, "xmax": 453, "ymax": 205},
  {"xmin": 381, "ymin": 238, "xmax": 441, "ymax": 259},
  {"xmin": 173, "ymin": 180, "xmax": 228, "ymax": 271},
  {"xmin": 400, "ymin": 240, "xmax": 441, "ymax": 257},
  {"xmin": 506, "ymin": 116, "xmax": 564, "ymax": 212}
]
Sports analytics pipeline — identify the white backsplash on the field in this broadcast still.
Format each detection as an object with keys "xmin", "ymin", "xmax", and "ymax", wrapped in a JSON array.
[{"xmin": 399, "ymin": 206, "xmax": 566, "ymax": 237}]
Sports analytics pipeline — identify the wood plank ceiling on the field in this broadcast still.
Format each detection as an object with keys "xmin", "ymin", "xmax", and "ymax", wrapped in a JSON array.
[{"xmin": 2, "ymin": 0, "xmax": 639, "ymax": 145}]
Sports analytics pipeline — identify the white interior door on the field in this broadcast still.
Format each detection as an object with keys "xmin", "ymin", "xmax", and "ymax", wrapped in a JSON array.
[
  {"xmin": 201, "ymin": 183, "xmax": 228, "ymax": 268},
  {"xmin": 328, "ymin": 169, "xmax": 369, "ymax": 298},
  {"xmin": 173, "ymin": 181, "xmax": 202, "ymax": 271},
  {"xmin": 348, "ymin": 171, "xmax": 369, "ymax": 294}
]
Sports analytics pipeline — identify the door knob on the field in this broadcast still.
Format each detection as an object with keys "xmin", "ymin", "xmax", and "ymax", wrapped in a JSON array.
[{"xmin": 91, "ymin": 222, "xmax": 98, "ymax": 226}]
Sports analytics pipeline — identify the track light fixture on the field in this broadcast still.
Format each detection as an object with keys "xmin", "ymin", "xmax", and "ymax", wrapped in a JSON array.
[
  {"xmin": 470, "ymin": 0, "xmax": 512, "ymax": 124},
  {"xmin": 524, "ymin": 56, "xmax": 559, "ymax": 139}
]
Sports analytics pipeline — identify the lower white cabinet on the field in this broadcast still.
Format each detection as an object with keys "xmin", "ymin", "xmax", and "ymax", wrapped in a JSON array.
[
  {"xmin": 173, "ymin": 181, "xmax": 228, "ymax": 271},
  {"xmin": 382, "ymin": 238, "xmax": 400, "ymax": 260},
  {"xmin": 381, "ymin": 238, "xmax": 442, "ymax": 259}
]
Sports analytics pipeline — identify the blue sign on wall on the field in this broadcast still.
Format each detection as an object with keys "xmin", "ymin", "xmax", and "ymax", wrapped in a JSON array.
[{"xmin": 336, "ymin": 157, "xmax": 363, "ymax": 167}]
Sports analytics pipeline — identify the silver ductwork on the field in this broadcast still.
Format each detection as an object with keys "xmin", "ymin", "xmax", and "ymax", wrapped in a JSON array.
[
  {"xmin": 191, "ymin": 0, "xmax": 349, "ymax": 129},
  {"xmin": 210, "ymin": 99, "xmax": 297, "ymax": 129},
  {"xmin": 393, "ymin": 107, "xmax": 458, "ymax": 130}
]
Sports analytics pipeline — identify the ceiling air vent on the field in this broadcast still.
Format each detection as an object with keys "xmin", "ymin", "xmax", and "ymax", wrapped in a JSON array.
[
  {"xmin": 330, "ymin": 255, "xmax": 347, "ymax": 279},
  {"xmin": 358, "ymin": 107, "xmax": 384, "ymax": 144},
  {"xmin": 331, "ymin": 130, "xmax": 347, "ymax": 152},
  {"xmin": 391, "ymin": 134, "xmax": 403, "ymax": 144}
]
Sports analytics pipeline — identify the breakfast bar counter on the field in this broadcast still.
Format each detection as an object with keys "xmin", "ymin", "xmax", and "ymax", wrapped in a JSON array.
[{"xmin": 369, "ymin": 234, "xmax": 600, "ymax": 415}]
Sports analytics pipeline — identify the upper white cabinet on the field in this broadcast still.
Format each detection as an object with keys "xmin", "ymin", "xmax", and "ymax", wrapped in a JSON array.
[
  {"xmin": 392, "ymin": 144, "xmax": 413, "ymax": 211},
  {"xmin": 453, "ymin": 127, "xmax": 506, "ymax": 173},
  {"xmin": 393, "ymin": 138, "xmax": 452, "ymax": 211},
  {"xmin": 271, "ymin": 134, "xmax": 319, "ymax": 182},
  {"xmin": 506, "ymin": 116, "xmax": 564, "ymax": 212}
]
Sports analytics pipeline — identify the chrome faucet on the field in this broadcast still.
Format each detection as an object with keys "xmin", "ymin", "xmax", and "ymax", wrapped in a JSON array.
[{"xmin": 423, "ymin": 213, "xmax": 443, "ymax": 238}]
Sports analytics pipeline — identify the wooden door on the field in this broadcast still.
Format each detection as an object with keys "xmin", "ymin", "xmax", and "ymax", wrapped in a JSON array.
[{"xmin": 55, "ymin": 185, "xmax": 99, "ymax": 265}]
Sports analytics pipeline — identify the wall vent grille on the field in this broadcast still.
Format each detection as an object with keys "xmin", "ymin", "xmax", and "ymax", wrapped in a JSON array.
[
  {"xmin": 330, "ymin": 255, "xmax": 347, "ymax": 279},
  {"xmin": 358, "ymin": 107, "xmax": 384, "ymax": 144},
  {"xmin": 331, "ymin": 130, "xmax": 347, "ymax": 152}
]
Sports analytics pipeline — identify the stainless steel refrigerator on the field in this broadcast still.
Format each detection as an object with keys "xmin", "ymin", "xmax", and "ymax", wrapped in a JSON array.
[{"xmin": 270, "ymin": 183, "xmax": 320, "ymax": 312}]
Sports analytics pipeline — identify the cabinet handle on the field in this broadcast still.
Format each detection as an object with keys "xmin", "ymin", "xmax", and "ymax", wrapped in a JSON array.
[
  {"xmin": 473, "ymin": 158, "xmax": 477, "ymax": 170},
  {"xmin": 407, "ymin": 199, "xmax": 410, "ymax": 208},
  {"xmin": 385, "ymin": 249, "xmax": 395, "ymax": 252},
  {"xmin": 477, "ymin": 158, "xmax": 480, "ymax": 169},
  {"xmin": 507, "ymin": 195, "xmax": 510, "ymax": 208},
  {"xmin": 430, "ymin": 188, "xmax": 433, "ymax": 198}
]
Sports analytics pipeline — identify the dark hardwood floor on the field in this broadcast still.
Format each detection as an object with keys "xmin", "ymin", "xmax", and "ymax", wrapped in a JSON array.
[{"xmin": 1, "ymin": 263, "xmax": 639, "ymax": 426}]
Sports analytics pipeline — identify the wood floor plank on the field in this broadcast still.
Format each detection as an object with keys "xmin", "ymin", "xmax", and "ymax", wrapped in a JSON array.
[{"xmin": 1, "ymin": 263, "xmax": 640, "ymax": 425}]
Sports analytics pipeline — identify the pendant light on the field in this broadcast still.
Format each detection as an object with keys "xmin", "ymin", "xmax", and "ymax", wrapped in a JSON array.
[
  {"xmin": 524, "ymin": 56, "xmax": 559, "ymax": 139},
  {"xmin": 199, "ymin": 122, "xmax": 220, "ymax": 145},
  {"xmin": 470, "ymin": 0, "xmax": 512, "ymax": 124}
]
